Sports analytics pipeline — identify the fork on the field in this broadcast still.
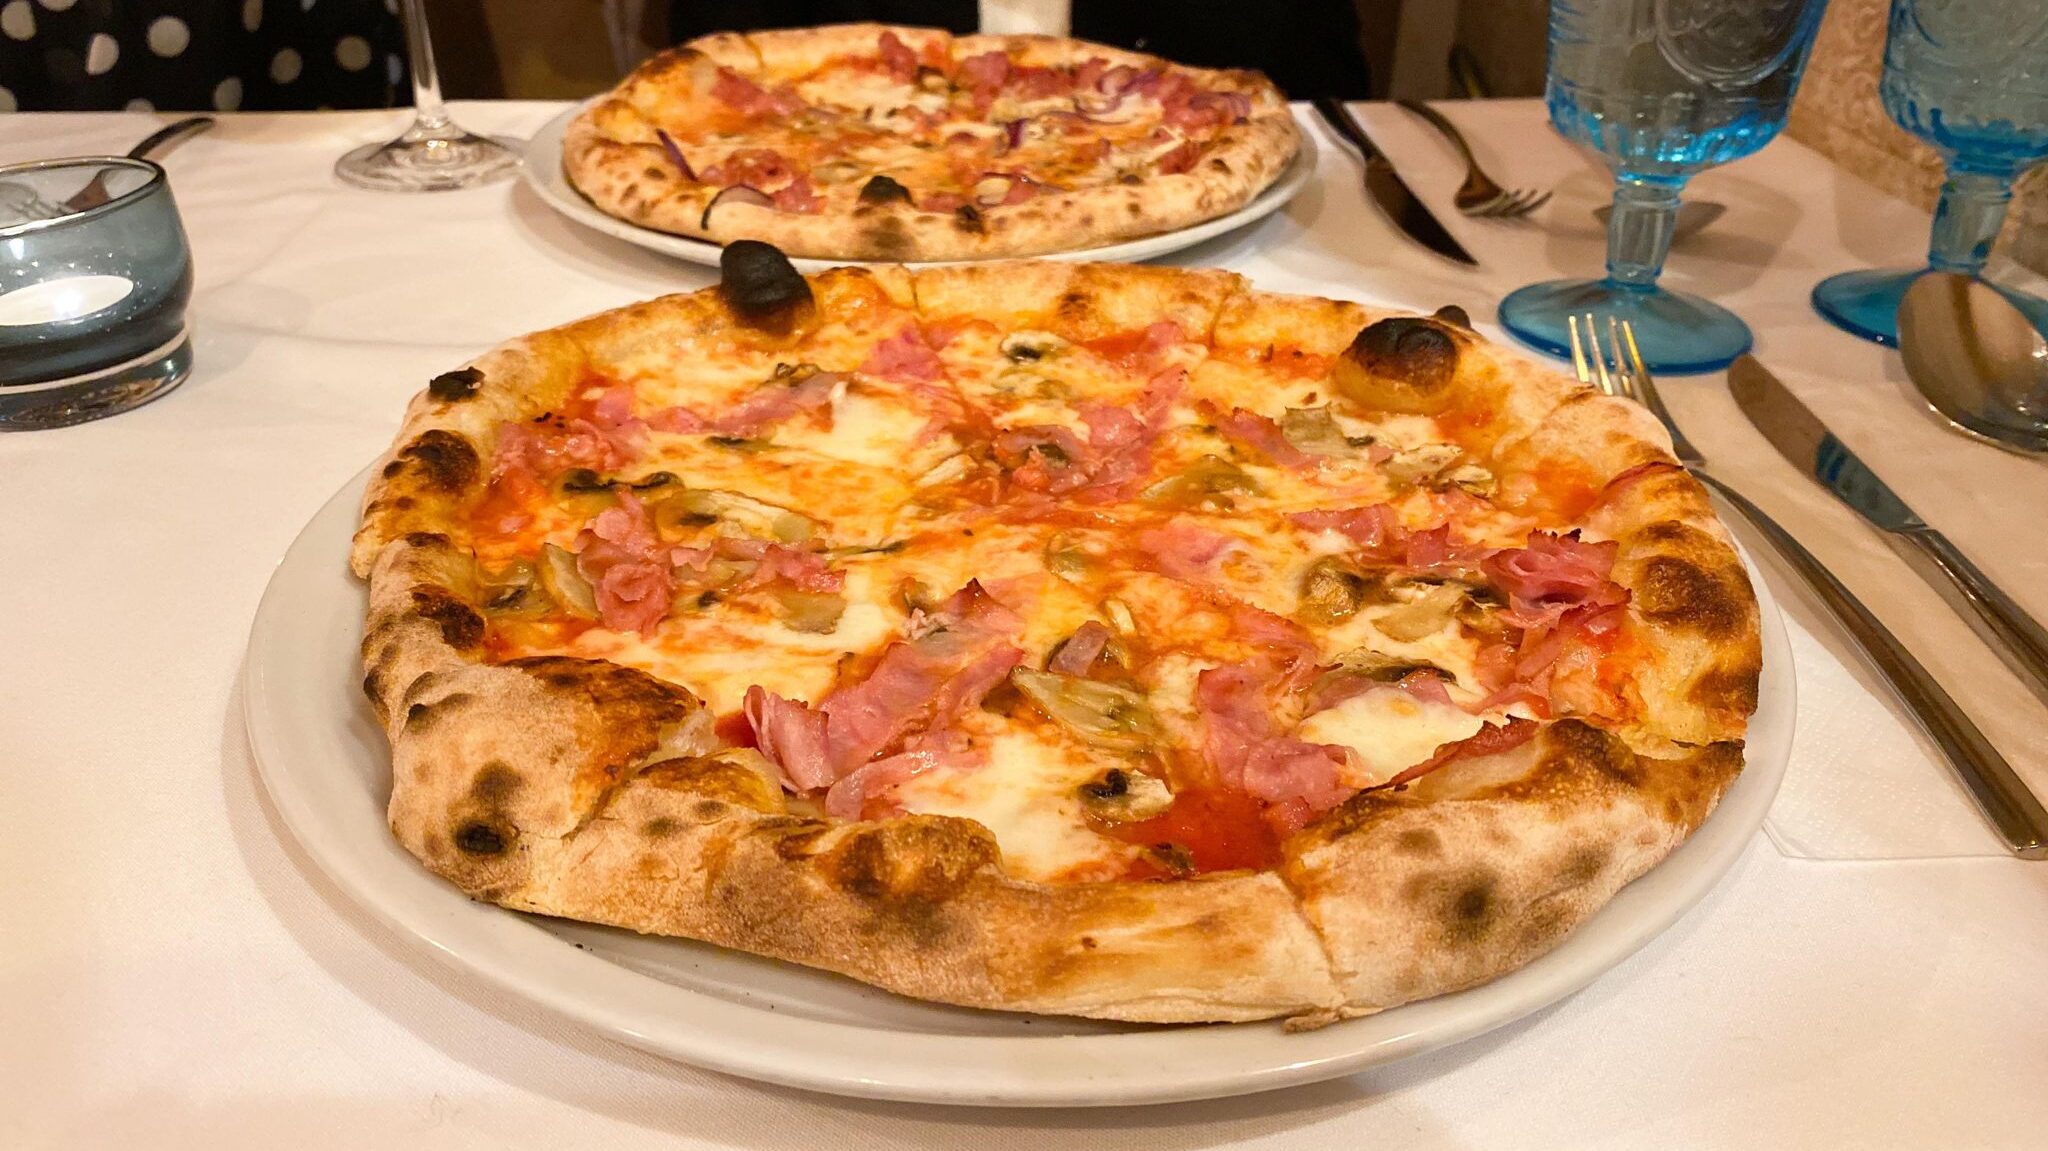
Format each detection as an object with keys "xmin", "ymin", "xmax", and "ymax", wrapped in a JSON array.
[
  {"xmin": 1572, "ymin": 314, "xmax": 2048, "ymax": 860},
  {"xmin": 1394, "ymin": 99, "xmax": 1551, "ymax": 218}
]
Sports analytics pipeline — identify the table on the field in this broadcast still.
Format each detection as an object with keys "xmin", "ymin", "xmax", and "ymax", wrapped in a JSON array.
[{"xmin": 4, "ymin": 101, "xmax": 2045, "ymax": 1149}]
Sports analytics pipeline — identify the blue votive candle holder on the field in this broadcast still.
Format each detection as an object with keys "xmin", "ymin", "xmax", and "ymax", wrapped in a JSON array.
[{"xmin": 0, "ymin": 157, "xmax": 195, "ymax": 430}]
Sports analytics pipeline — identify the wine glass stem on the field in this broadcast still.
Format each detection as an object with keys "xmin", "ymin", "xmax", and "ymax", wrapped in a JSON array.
[
  {"xmin": 401, "ymin": 0, "xmax": 452, "ymax": 136},
  {"xmin": 1603, "ymin": 176, "xmax": 1683, "ymax": 291},
  {"xmin": 1927, "ymin": 167, "xmax": 2012, "ymax": 275}
]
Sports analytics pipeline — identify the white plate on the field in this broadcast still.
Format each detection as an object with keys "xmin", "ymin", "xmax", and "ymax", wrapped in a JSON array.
[
  {"xmin": 245, "ymin": 469, "xmax": 1793, "ymax": 1107},
  {"xmin": 518, "ymin": 100, "xmax": 1320, "ymax": 272}
]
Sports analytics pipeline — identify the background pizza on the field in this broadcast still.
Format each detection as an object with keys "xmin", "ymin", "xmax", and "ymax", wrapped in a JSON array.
[
  {"xmin": 352, "ymin": 246, "xmax": 1760, "ymax": 1025},
  {"xmin": 562, "ymin": 24, "xmax": 1300, "ymax": 260}
]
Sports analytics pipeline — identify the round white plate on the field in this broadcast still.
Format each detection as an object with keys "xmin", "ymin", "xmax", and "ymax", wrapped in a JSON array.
[
  {"xmin": 518, "ymin": 100, "xmax": 1320, "ymax": 273},
  {"xmin": 246, "ymin": 469, "xmax": 1793, "ymax": 1107}
]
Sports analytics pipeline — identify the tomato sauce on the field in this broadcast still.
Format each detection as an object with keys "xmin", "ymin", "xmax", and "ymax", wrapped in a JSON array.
[{"xmin": 1108, "ymin": 785, "xmax": 1282, "ymax": 876}]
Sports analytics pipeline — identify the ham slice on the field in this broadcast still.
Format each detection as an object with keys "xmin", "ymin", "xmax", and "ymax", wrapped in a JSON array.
[
  {"xmin": 1195, "ymin": 662, "xmax": 1355, "ymax": 828},
  {"xmin": 957, "ymin": 51, "xmax": 1010, "ymax": 110},
  {"xmin": 1136, "ymin": 521, "xmax": 1234, "ymax": 582},
  {"xmin": 1289, "ymin": 504, "xmax": 1402, "ymax": 555},
  {"xmin": 993, "ymin": 425, "xmax": 1091, "ymax": 493},
  {"xmin": 1047, "ymin": 620, "xmax": 1113, "ymax": 676},
  {"xmin": 572, "ymin": 491, "xmax": 674, "ymax": 634},
  {"xmin": 1483, "ymin": 530, "xmax": 1627, "ymax": 628},
  {"xmin": 710, "ymin": 69, "xmax": 802, "ymax": 118},
  {"xmin": 1380, "ymin": 717, "xmax": 1538, "ymax": 789},
  {"xmin": 859, "ymin": 327, "xmax": 944, "ymax": 383},
  {"xmin": 743, "ymin": 581, "xmax": 1023, "ymax": 795},
  {"xmin": 876, "ymin": 30, "xmax": 919, "ymax": 82},
  {"xmin": 823, "ymin": 738, "xmax": 981, "ymax": 820},
  {"xmin": 1206, "ymin": 404, "xmax": 1315, "ymax": 469},
  {"xmin": 712, "ymin": 372, "xmax": 840, "ymax": 437}
]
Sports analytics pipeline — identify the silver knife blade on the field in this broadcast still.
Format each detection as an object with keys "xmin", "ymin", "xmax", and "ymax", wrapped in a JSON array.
[
  {"xmin": 1312, "ymin": 99, "xmax": 1476, "ymax": 266},
  {"xmin": 1364, "ymin": 156, "xmax": 1478, "ymax": 267},
  {"xmin": 1728, "ymin": 356, "xmax": 1923, "ymax": 532}
]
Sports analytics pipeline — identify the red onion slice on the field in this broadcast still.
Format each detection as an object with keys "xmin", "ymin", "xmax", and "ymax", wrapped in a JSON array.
[
  {"xmin": 654, "ymin": 129, "xmax": 696, "ymax": 181},
  {"xmin": 700, "ymin": 184, "xmax": 774, "ymax": 229},
  {"xmin": 1003, "ymin": 118, "xmax": 1028, "ymax": 151}
]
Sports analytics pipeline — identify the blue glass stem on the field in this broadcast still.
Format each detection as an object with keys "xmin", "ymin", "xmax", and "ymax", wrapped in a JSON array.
[
  {"xmin": 1927, "ymin": 168, "xmax": 2013, "ymax": 275},
  {"xmin": 1605, "ymin": 179, "xmax": 1684, "ymax": 288}
]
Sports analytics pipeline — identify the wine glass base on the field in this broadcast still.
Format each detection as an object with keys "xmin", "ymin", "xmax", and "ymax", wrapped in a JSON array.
[
  {"xmin": 335, "ymin": 127, "xmax": 523, "ymax": 193},
  {"xmin": 1814, "ymin": 266, "xmax": 2048, "ymax": 348},
  {"xmin": 1498, "ymin": 279, "xmax": 1754, "ymax": 375}
]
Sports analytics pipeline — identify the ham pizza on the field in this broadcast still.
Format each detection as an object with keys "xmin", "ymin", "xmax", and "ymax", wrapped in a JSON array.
[
  {"xmin": 562, "ymin": 24, "xmax": 1300, "ymax": 260},
  {"xmin": 352, "ymin": 245, "xmax": 1760, "ymax": 1024}
]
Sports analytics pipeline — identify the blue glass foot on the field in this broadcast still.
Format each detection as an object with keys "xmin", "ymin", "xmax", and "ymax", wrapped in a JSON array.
[
  {"xmin": 1498, "ymin": 279, "xmax": 1753, "ymax": 375},
  {"xmin": 1814, "ymin": 266, "xmax": 2048, "ymax": 347}
]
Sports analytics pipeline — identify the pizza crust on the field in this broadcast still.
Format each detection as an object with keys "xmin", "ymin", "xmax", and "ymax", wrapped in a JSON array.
[
  {"xmin": 560, "ymin": 25, "xmax": 1302, "ymax": 260},
  {"xmin": 354, "ymin": 261, "xmax": 1760, "ymax": 1024}
]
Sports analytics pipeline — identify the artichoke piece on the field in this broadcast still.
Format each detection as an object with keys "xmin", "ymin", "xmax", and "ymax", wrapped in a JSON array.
[
  {"xmin": 1140, "ymin": 454, "xmax": 1259, "ymax": 510},
  {"xmin": 772, "ymin": 588, "xmax": 845, "ymax": 634},
  {"xmin": 1312, "ymin": 649, "xmax": 1453, "ymax": 698},
  {"xmin": 1375, "ymin": 580, "xmax": 1468, "ymax": 641},
  {"xmin": 1011, "ymin": 667, "xmax": 1161, "ymax": 751},
  {"xmin": 1278, "ymin": 408, "xmax": 1351, "ymax": 456},
  {"xmin": 1298, "ymin": 555, "xmax": 1371, "ymax": 625},
  {"xmin": 539, "ymin": 543, "xmax": 599, "ymax": 620},
  {"xmin": 1444, "ymin": 463, "xmax": 1496, "ymax": 497},
  {"xmin": 1077, "ymin": 768, "xmax": 1174, "ymax": 823},
  {"xmin": 1383, "ymin": 443, "xmax": 1466, "ymax": 486},
  {"xmin": 652, "ymin": 487, "xmax": 819, "ymax": 542},
  {"xmin": 1043, "ymin": 531, "xmax": 1104, "ymax": 580},
  {"xmin": 479, "ymin": 559, "xmax": 550, "ymax": 617}
]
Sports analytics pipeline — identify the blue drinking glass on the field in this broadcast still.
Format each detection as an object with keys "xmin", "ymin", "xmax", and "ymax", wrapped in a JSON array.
[
  {"xmin": 1500, "ymin": 0, "xmax": 1830, "ymax": 374},
  {"xmin": 1811, "ymin": 0, "xmax": 2048, "ymax": 346}
]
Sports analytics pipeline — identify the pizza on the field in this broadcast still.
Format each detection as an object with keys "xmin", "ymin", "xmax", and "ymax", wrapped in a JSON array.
[
  {"xmin": 352, "ymin": 245, "xmax": 1760, "ymax": 1025},
  {"xmin": 561, "ymin": 23, "xmax": 1299, "ymax": 260}
]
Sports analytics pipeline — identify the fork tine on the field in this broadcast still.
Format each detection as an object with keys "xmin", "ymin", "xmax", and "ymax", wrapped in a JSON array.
[
  {"xmin": 1514, "ymin": 188, "xmax": 1552, "ymax": 215},
  {"xmin": 1568, "ymin": 314, "xmax": 1592, "ymax": 384},
  {"xmin": 1604, "ymin": 315, "xmax": 1632, "ymax": 402}
]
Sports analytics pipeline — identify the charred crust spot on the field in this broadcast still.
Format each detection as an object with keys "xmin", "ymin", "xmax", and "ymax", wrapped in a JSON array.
[
  {"xmin": 1431, "ymin": 305, "xmax": 1473, "ymax": 329},
  {"xmin": 454, "ymin": 821, "xmax": 509, "ymax": 856},
  {"xmin": 391, "ymin": 496, "xmax": 415, "ymax": 511},
  {"xmin": 427, "ymin": 367, "xmax": 484, "ymax": 402},
  {"xmin": 1452, "ymin": 880, "xmax": 1495, "ymax": 936},
  {"xmin": 1080, "ymin": 935, "xmax": 1098, "ymax": 950},
  {"xmin": 1634, "ymin": 551, "xmax": 1746, "ymax": 639},
  {"xmin": 952, "ymin": 204, "xmax": 985, "ymax": 234},
  {"xmin": 403, "ymin": 692, "xmax": 473, "ymax": 733},
  {"xmin": 1343, "ymin": 317, "xmax": 1461, "ymax": 391},
  {"xmin": 718, "ymin": 240, "xmax": 814, "ymax": 330},
  {"xmin": 1544, "ymin": 720, "xmax": 1645, "ymax": 788},
  {"xmin": 403, "ymin": 531, "xmax": 450, "ymax": 548},
  {"xmin": 410, "ymin": 587, "xmax": 485, "ymax": 650},
  {"xmin": 397, "ymin": 429, "xmax": 480, "ymax": 493},
  {"xmin": 769, "ymin": 822, "xmax": 832, "ymax": 860},
  {"xmin": 828, "ymin": 820, "xmax": 995, "ymax": 910},
  {"xmin": 693, "ymin": 799, "xmax": 726, "ymax": 821},
  {"xmin": 643, "ymin": 816, "xmax": 680, "ymax": 839},
  {"xmin": 858, "ymin": 174, "xmax": 912, "ymax": 205},
  {"xmin": 381, "ymin": 459, "xmax": 404, "ymax": 479},
  {"xmin": 1395, "ymin": 828, "xmax": 1441, "ymax": 857},
  {"xmin": 1560, "ymin": 844, "xmax": 1610, "ymax": 887},
  {"xmin": 469, "ymin": 761, "xmax": 521, "ymax": 802},
  {"xmin": 1691, "ymin": 658, "xmax": 1762, "ymax": 716}
]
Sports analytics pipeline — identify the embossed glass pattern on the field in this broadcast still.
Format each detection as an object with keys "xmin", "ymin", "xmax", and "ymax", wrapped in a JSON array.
[
  {"xmin": 1499, "ymin": 0, "xmax": 1828, "ymax": 374},
  {"xmin": 1812, "ymin": 0, "xmax": 2048, "ymax": 346}
]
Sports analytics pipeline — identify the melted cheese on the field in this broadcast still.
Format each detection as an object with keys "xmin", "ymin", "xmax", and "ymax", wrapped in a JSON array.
[
  {"xmin": 891, "ymin": 729, "xmax": 1133, "ymax": 882},
  {"xmin": 773, "ymin": 386, "xmax": 939, "ymax": 470},
  {"xmin": 1297, "ymin": 689, "xmax": 1485, "ymax": 788},
  {"xmin": 574, "ymin": 600, "xmax": 896, "ymax": 714}
]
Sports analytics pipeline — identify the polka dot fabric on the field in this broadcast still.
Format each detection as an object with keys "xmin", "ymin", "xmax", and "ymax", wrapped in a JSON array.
[{"xmin": 0, "ymin": 0, "xmax": 407, "ymax": 111}]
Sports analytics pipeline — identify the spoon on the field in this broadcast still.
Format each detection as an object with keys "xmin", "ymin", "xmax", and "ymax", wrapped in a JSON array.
[
  {"xmin": 62, "ymin": 115, "xmax": 216, "ymax": 212},
  {"xmin": 1898, "ymin": 272, "xmax": 2048, "ymax": 456}
]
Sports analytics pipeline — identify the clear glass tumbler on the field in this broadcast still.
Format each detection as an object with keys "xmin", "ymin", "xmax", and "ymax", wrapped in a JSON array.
[
  {"xmin": 1811, "ymin": 0, "xmax": 2048, "ymax": 346},
  {"xmin": 334, "ymin": 0, "xmax": 521, "ymax": 192},
  {"xmin": 0, "ymin": 158, "xmax": 194, "ymax": 429},
  {"xmin": 1499, "ymin": 0, "xmax": 1829, "ymax": 374}
]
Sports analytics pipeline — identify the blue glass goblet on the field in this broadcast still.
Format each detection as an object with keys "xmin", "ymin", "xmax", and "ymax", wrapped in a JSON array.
[
  {"xmin": 1501, "ymin": 0, "xmax": 1829, "ymax": 374},
  {"xmin": 1812, "ymin": 0, "xmax": 2048, "ymax": 346}
]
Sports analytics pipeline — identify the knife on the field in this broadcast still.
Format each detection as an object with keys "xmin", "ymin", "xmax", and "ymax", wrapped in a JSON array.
[
  {"xmin": 1311, "ymin": 99, "xmax": 1477, "ymax": 267},
  {"xmin": 1730, "ymin": 356, "xmax": 2048, "ymax": 697}
]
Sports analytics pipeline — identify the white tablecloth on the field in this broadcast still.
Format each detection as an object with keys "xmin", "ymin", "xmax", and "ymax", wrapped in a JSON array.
[{"xmin": 4, "ymin": 101, "xmax": 2045, "ymax": 1149}]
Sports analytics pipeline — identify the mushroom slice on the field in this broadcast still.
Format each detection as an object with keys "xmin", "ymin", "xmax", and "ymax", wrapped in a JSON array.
[
  {"xmin": 1383, "ymin": 442, "xmax": 1466, "ymax": 485},
  {"xmin": 1298, "ymin": 555, "xmax": 1371, "ymax": 625},
  {"xmin": 1077, "ymin": 768, "xmax": 1174, "ymax": 823},
  {"xmin": 999, "ymin": 330, "xmax": 1066, "ymax": 362}
]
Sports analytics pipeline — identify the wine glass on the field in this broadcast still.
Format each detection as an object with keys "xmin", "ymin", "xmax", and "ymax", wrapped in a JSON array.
[
  {"xmin": 1499, "ymin": 0, "xmax": 1829, "ymax": 374},
  {"xmin": 1811, "ymin": 0, "xmax": 2048, "ymax": 347},
  {"xmin": 334, "ymin": 0, "xmax": 521, "ymax": 192}
]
